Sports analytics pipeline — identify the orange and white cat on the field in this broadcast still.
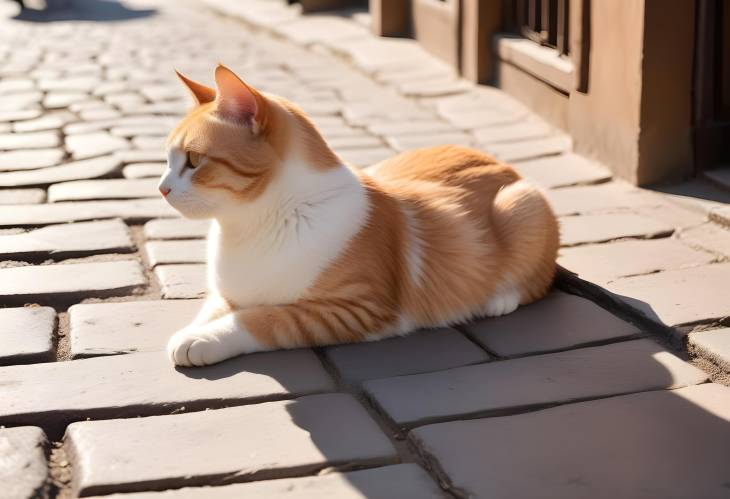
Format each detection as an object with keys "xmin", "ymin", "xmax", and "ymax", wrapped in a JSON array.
[{"xmin": 159, "ymin": 65, "xmax": 559, "ymax": 367}]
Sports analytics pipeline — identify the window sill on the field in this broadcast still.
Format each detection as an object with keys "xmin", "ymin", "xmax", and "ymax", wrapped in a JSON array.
[{"xmin": 495, "ymin": 34, "xmax": 574, "ymax": 93}]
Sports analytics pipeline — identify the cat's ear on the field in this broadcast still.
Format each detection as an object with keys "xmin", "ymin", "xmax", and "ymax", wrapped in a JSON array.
[
  {"xmin": 214, "ymin": 64, "xmax": 267, "ymax": 130},
  {"xmin": 175, "ymin": 70, "xmax": 216, "ymax": 105}
]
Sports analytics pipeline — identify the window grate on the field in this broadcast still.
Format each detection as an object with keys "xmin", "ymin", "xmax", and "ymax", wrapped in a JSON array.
[{"xmin": 509, "ymin": 0, "xmax": 570, "ymax": 55}]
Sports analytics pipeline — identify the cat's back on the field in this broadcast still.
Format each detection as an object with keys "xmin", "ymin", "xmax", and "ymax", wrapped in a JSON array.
[{"xmin": 365, "ymin": 144, "xmax": 520, "ymax": 192}]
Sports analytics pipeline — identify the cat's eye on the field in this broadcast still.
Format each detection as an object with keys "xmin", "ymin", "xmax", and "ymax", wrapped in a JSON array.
[{"xmin": 185, "ymin": 151, "xmax": 202, "ymax": 169}]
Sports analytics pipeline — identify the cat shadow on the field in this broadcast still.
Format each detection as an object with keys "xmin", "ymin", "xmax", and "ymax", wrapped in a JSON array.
[{"xmin": 12, "ymin": 0, "xmax": 155, "ymax": 22}]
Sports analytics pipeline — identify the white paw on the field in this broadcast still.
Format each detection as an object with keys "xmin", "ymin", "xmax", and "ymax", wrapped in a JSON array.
[
  {"xmin": 167, "ymin": 328, "xmax": 231, "ymax": 367},
  {"xmin": 484, "ymin": 287, "xmax": 521, "ymax": 317}
]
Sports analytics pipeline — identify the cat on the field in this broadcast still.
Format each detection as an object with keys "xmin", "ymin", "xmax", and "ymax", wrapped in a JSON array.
[{"xmin": 159, "ymin": 64, "xmax": 559, "ymax": 367}]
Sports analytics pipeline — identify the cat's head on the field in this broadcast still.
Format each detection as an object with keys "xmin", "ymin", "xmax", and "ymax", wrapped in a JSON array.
[{"xmin": 159, "ymin": 64, "xmax": 338, "ymax": 219}]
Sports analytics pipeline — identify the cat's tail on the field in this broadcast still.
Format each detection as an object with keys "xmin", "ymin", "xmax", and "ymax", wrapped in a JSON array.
[{"xmin": 491, "ymin": 179, "xmax": 560, "ymax": 303}]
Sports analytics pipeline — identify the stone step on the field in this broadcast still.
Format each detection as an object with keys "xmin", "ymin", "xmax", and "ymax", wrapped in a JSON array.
[
  {"xmin": 0, "ymin": 260, "xmax": 145, "ymax": 305},
  {"xmin": 0, "ymin": 219, "xmax": 133, "ymax": 261},
  {"xmin": 65, "ymin": 393, "xmax": 396, "ymax": 496},
  {"xmin": 410, "ymin": 384, "xmax": 730, "ymax": 499},
  {"xmin": 0, "ymin": 307, "xmax": 55, "ymax": 365},
  {"xmin": 363, "ymin": 338, "xmax": 707, "ymax": 428},
  {"xmin": 84, "ymin": 464, "xmax": 446, "ymax": 499},
  {"xmin": 0, "ymin": 349, "xmax": 335, "ymax": 433},
  {"xmin": 69, "ymin": 299, "xmax": 202, "ymax": 358}
]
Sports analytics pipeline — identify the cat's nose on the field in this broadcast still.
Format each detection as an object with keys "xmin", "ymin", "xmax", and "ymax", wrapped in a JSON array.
[{"xmin": 159, "ymin": 186, "xmax": 171, "ymax": 197}]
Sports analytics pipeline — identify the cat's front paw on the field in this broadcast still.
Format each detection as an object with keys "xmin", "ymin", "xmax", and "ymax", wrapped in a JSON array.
[{"xmin": 167, "ymin": 328, "xmax": 231, "ymax": 367}]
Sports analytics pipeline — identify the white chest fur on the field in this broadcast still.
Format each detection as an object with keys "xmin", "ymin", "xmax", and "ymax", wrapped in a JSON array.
[{"xmin": 207, "ymin": 161, "xmax": 369, "ymax": 308}]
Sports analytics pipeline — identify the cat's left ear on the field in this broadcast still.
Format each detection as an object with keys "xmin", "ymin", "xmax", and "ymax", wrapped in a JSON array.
[
  {"xmin": 214, "ymin": 64, "xmax": 268, "ymax": 131},
  {"xmin": 175, "ymin": 70, "xmax": 216, "ymax": 105}
]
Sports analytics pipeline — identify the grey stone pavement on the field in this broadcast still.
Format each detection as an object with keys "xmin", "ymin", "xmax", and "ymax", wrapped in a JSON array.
[{"xmin": 1, "ymin": 0, "xmax": 730, "ymax": 498}]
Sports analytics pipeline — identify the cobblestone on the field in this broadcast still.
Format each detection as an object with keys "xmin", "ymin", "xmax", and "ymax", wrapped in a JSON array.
[
  {"xmin": 122, "ymin": 162, "xmax": 165, "ymax": 179},
  {"xmin": 69, "ymin": 299, "xmax": 202, "ymax": 358},
  {"xmin": 0, "ymin": 307, "xmax": 55, "ymax": 365},
  {"xmin": 0, "ymin": 187, "xmax": 45, "ymax": 204},
  {"xmin": 0, "ymin": 426, "xmax": 50, "ymax": 499},
  {"xmin": 514, "ymin": 153, "xmax": 612, "ymax": 188},
  {"xmin": 0, "ymin": 154, "xmax": 120, "ymax": 187},
  {"xmin": 48, "ymin": 178, "xmax": 158, "ymax": 202},
  {"xmin": 0, "ymin": 198, "xmax": 175, "ymax": 226},
  {"xmin": 144, "ymin": 218, "xmax": 210, "ymax": 240},
  {"xmin": 66, "ymin": 394, "xmax": 394, "ymax": 496},
  {"xmin": 0, "ymin": 148, "xmax": 64, "ymax": 171},
  {"xmin": 0, "ymin": 219, "xmax": 133, "ymax": 261},
  {"xmin": 0, "ymin": 349, "xmax": 334, "ymax": 430},
  {"xmin": 145, "ymin": 240, "xmax": 206, "ymax": 267},
  {"xmin": 155, "ymin": 264, "xmax": 207, "ymax": 299},
  {"xmin": 0, "ymin": 260, "xmax": 145, "ymax": 305}
]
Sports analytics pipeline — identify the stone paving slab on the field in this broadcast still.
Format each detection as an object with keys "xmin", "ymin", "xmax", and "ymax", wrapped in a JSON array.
[
  {"xmin": 688, "ymin": 328, "xmax": 730, "ymax": 372},
  {"xmin": 0, "ymin": 349, "xmax": 335, "ymax": 431},
  {"xmin": 13, "ymin": 113, "xmax": 73, "ymax": 133},
  {"xmin": 0, "ymin": 306, "xmax": 55, "ymax": 366},
  {"xmin": 122, "ymin": 162, "xmax": 166, "ymax": 179},
  {"xmin": 144, "ymin": 218, "xmax": 210, "ymax": 240},
  {"xmin": 410, "ymin": 384, "xmax": 730, "ymax": 499},
  {"xmin": 513, "ymin": 153, "xmax": 612, "ymax": 188},
  {"xmin": 0, "ymin": 219, "xmax": 133, "ymax": 261},
  {"xmin": 677, "ymin": 223, "xmax": 730, "ymax": 258},
  {"xmin": 363, "ymin": 339, "xmax": 706, "ymax": 427},
  {"xmin": 546, "ymin": 182, "xmax": 663, "ymax": 216},
  {"xmin": 48, "ymin": 178, "xmax": 158, "ymax": 202},
  {"xmin": 604, "ymin": 263, "xmax": 730, "ymax": 328},
  {"xmin": 66, "ymin": 393, "xmax": 396, "ymax": 496},
  {"xmin": 0, "ymin": 148, "xmax": 64, "ymax": 171},
  {"xmin": 324, "ymin": 328, "xmax": 489, "ymax": 386},
  {"xmin": 0, "ymin": 260, "xmax": 145, "ymax": 305},
  {"xmin": 155, "ymin": 264, "xmax": 207, "ymax": 299},
  {"xmin": 558, "ymin": 239, "xmax": 716, "ymax": 283},
  {"xmin": 0, "ymin": 188, "xmax": 45, "ymax": 204},
  {"xmin": 145, "ymin": 240, "xmax": 207, "ymax": 267},
  {"xmin": 0, "ymin": 426, "xmax": 50, "ymax": 499},
  {"xmin": 0, "ymin": 198, "xmax": 176, "ymax": 226},
  {"xmin": 0, "ymin": 154, "xmax": 121, "ymax": 187},
  {"xmin": 0, "ymin": 131, "xmax": 60, "ymax": 150},
  {"xmin": 560, "ymin": 213, "xmax": 675, "ymax": 247},
  {"xmin": 486, "ymin": 136, "xmax": 571, "ymax": 163},
  {"xmin": 69, "ymin": 299, "xmax": 202, "ymax": 358},
  {"xmin": 88, "ymin": 464, "xmax": 445, "ymax": 499},
  {"xmin": 460, "ymin": 291, "xmax": 641, "ymax": 357},
  {"xmin": 473, "ymin": 121, "xmax": 553, "ymax": 145}
]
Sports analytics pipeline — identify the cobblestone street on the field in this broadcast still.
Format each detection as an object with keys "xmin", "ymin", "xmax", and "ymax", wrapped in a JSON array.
[{"xmin": 2, "ymin": 0, "xmax": 730, "ymax": 498}]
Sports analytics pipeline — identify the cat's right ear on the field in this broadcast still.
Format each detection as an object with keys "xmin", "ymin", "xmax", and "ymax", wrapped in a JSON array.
[{"xmin": 175, "ymin": 70, "xmax": 216, "ymax": 105}]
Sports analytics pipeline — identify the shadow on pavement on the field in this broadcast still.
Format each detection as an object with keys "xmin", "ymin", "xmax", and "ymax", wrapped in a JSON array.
[{"xmin": 12, "ymin": 0, "xmax": 155, "ymax": 22}]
